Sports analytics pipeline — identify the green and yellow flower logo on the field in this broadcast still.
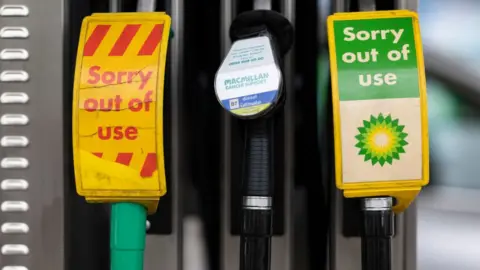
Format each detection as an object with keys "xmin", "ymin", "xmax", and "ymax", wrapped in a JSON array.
[{"xmin": 355, "ymin": 113, "xmax": 408, "ymax": 166}]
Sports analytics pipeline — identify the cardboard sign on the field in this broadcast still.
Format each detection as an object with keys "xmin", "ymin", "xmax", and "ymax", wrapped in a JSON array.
[
  {"xmin": 327, "ymin": 10, "xmax": 429, "ymax": 211},
  {"xmin": 72, "ymin": 13, "xmax": 170, "ymax": 213}
]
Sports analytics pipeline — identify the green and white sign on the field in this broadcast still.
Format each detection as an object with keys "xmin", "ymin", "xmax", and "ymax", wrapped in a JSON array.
[{"xmin": 327, "ymin": 10, "xmax": 429, "ymax": 187}]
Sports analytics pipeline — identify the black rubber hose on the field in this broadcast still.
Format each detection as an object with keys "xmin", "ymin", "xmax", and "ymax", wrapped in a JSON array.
[{"xmin": 361, "ymin": 209, "xmax": 394, "ymax": 270}]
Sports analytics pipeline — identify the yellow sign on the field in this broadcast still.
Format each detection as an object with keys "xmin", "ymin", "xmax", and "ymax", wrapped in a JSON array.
[
  {"xmin": 72, "ymin": 12, "xmax": 171, "ymax": 213},
  {"xmin": 327, "ymin": 10, "xmax": 428, "ymax": 212}
]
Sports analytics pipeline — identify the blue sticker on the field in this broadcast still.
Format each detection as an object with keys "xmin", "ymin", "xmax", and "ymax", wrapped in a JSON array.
[{"xmin": 221, "ymin": 90, "xmax": 278, "ymax": 111}]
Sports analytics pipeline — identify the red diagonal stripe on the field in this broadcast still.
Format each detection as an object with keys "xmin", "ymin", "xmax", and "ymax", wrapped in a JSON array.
[
  {"xmin": 115, "ymin": 153, "xmax": 133, "ymax": 166},
  {"xmin": 83, "ymin": 25, "xmax": 111, "ymax": 56},
  {"xmin": 140, "ymin": 153, "xmax": 157, "ymax": 177},
  {"xmin": 109, "ymin": 24, "xmax": 141, "ymax": 56},
  {"xmin": 92, "ymin": 152, "xmax": 103, "ymax": 158},
  {"xmin": 138, "ymin": 24, "xmax": 164, "ymax": 56}
]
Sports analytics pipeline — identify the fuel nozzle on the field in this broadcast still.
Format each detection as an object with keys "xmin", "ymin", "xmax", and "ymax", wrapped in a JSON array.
[
  {"xmin": 361, "ymin": 197, "xmax": 394, "ymax": 270},
  {"xmin": 214, "ymin": 9, "xmax": 294, "ymax": 270}
]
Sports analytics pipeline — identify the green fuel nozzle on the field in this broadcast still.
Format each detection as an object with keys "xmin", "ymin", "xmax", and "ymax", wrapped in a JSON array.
[{"xmin": 110, "ymin": 202, "xmax": 147, "ymax": 270}]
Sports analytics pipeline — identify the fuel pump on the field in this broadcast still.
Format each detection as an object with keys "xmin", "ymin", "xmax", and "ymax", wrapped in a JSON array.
[
  {"xmin": 215, "ymin": 10, "xmax": 294, "ymax": 270},
  {"xmin": 327, "ymin": 9, "xmax": 428, "ymax": 270},
  {"xmin": 72, "ymin": 12, "xmax": 171, "ymax": 270}
]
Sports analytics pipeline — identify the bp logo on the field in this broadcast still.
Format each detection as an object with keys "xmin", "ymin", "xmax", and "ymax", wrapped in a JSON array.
[{"xmin": 354, "ymin": 113, "xmax": 408, "ymax": 166}]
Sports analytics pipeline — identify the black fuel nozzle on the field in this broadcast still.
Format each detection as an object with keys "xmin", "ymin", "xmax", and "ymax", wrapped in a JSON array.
[
  {"xmin": 214, "ymin": 10, "xmax": 294, "ymax": 270},
  {"xmin": 361, "ymin": 197, "xmax": 394, "ymax": 270}
]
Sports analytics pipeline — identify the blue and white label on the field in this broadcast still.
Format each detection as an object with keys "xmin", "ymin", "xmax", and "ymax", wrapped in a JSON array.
[
  {"xmin": 221, "ymin": 90, "xmax": 278, "ymax": 110},
  {"xmin": 215, "ymin": 36, "xmax": 282, "ymax": 117}
]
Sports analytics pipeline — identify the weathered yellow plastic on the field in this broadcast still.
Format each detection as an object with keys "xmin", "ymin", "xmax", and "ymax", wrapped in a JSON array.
[
  {"xmin": 72, "ymin": 12, "xmax": 171, "ymax": 213},
  {"xmin": 327, "ymin": 10, "xmax": 429, "ymax": 213}
]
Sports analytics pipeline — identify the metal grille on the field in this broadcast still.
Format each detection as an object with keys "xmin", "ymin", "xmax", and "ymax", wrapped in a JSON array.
[
  {"xmin": 0, "ymin": 5, "xmax": 31, "ymax": 270},
  {"xmin": 0, "ymin": 1, "xmax": 65, "ymax": 269}
]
